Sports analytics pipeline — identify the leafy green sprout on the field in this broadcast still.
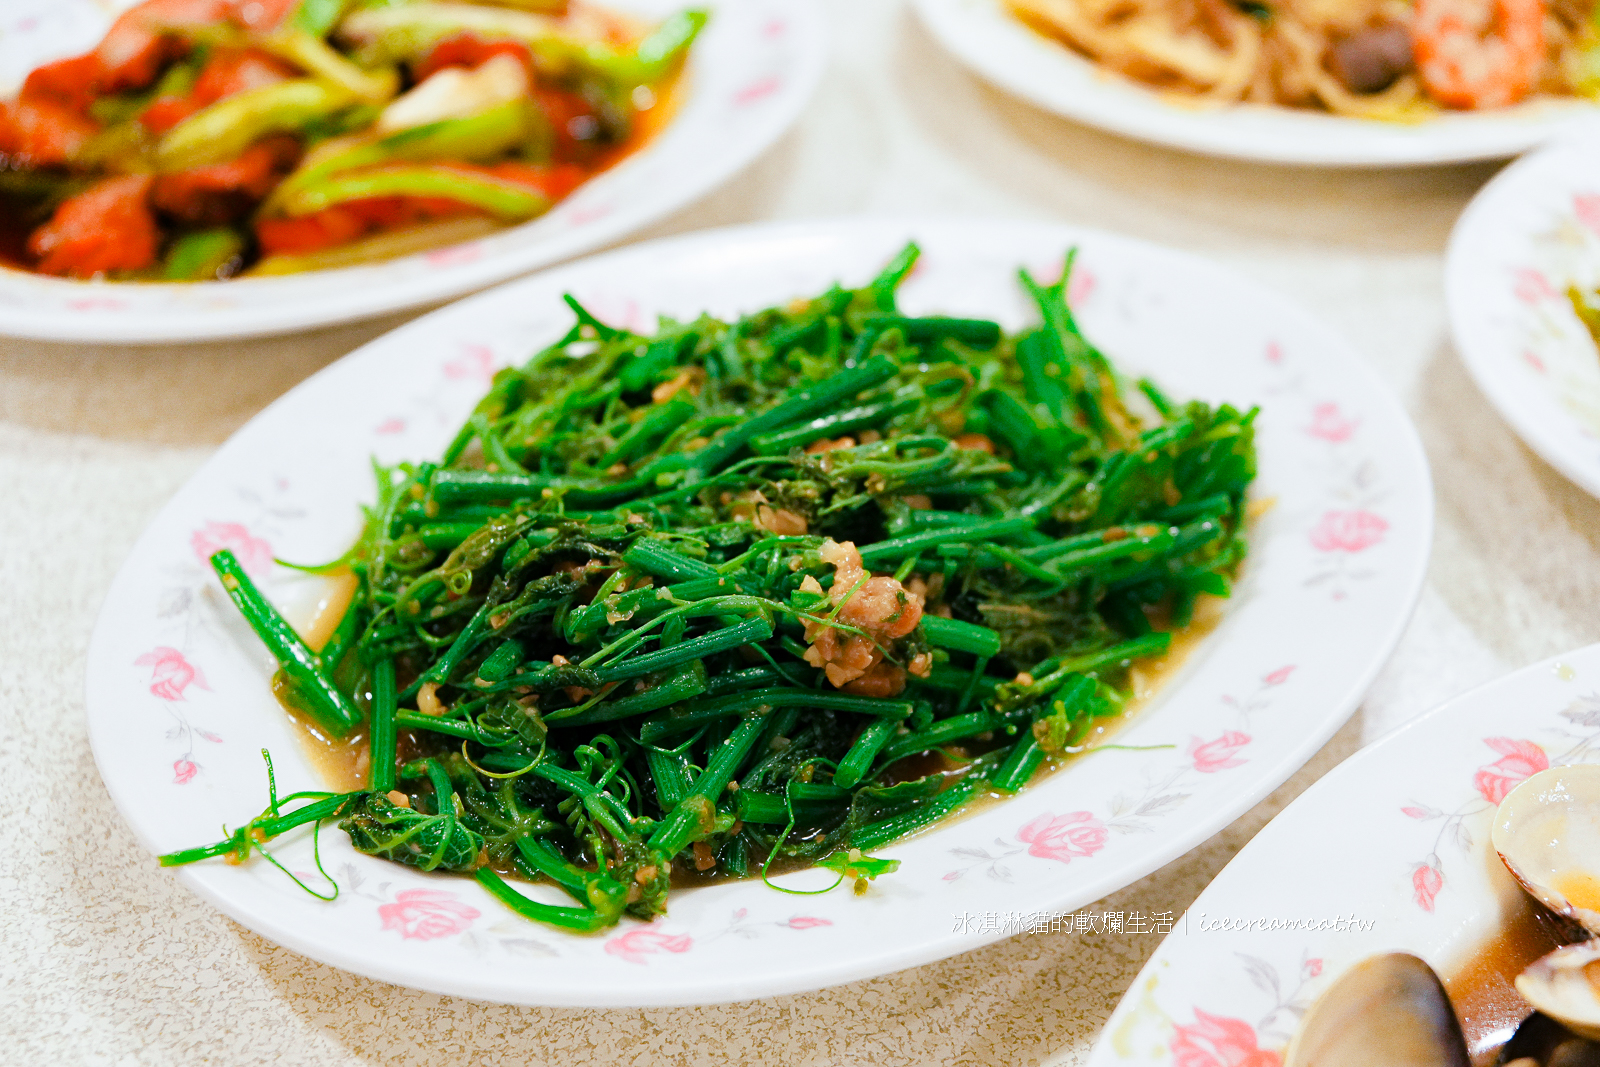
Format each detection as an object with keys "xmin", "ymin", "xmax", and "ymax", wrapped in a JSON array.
[{"xmin": 160, "ymin": 243, "xmax": 1258, "ymax": 936}]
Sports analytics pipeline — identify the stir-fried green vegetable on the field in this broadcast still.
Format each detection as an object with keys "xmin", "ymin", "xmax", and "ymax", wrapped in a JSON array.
[{"xmin": 161, "ymin": 244, "xmax": 1258, "ymax": 933}]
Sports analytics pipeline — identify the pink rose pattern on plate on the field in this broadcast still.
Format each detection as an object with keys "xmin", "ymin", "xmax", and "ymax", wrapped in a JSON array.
[
  {"xmin": 1017, "ymin": 811, "xmax": 1110, "ymax": 863},
  {"xmin": 1574, "ymin": 193, "xmax": 1600, "ymax": 237},
  {"xmin": 442, "ymin": 343, "xmax": 497, "ymax": 383},
  {"xmin": 1188, "ymin": 731, "xmax": 1251, "ymax": 773},
  {"xmin": 733, "ymin": 75, "xmax": 782, "ymax": 106},
  {"xmin": 708, "ymin": 908, "xmax": 836, "ymax": 943},
  {"xmin": 1112, "ymin": 952, "xmax": 1322, "ymax": 1067},
  {"xmin": 117, "ymin": 458, "xmax": 348, "ymax": 797},
  {"xmin": 605, "ymin": 928, "xmax": 694, "ymax": 965},
  {"xmin": 1513, "ymin": 266, "xmax": 1560, "ymax": 304},
  {"xmin": 1306, "ymin": 402, "xmax": 1357, "ymax": 443},
  {"xmin": 943, "ymin": 666, "xmax": 1295, "ymax": 882},
  {"xmin": 600, "ymin": 907, "xmax": 835, "ymax": 964},
  {"xmin": 135, "ymin": 646, "xmax": 209, "ymax": 702},
  {"xmin": 378, "ymin": 889, "xmax": 481, "ymax": 941},
  {"xmin": 141, "ymin": 483, "xmax": 310, "ymax": 783},
  {"xmin": 1308, "ymin": 510, "xmax": 1388, "ymax": 555},
  {"xmin": 1262, "ymin": 346, "xmax": 1392, "ymax": 601},
  {"xmin": 1400, "ymin": 737, "xmax": 1547, "ymax": 912},
  {"xmin": 190, "ymin": 520, "xmax": 274, "ymax": 578},
  {"xmin": 1473, "ymin": 737, "xmax": 1550, "ymax": 804},
  {"xmin": 1171, "ymin": 1010, "xmax": 1282, "ymax": 1067},
  {"xmin": 1401, "ymin": 702, "xmax": 1600, "ymax": 911},
  {"xmin": 1499, "ymin": 192, "xmax": 1600, "ymax": 445},
  {"xmin": 337, "ymin": 864, "xmax": 560, "ymax": 959},
  {"xmin": 135, "ymin": 646, "xmax": 222, "ymax": 783},
  {"xmin": 370, "ymin": 340, "xmax": 530, "ymax": 447}
]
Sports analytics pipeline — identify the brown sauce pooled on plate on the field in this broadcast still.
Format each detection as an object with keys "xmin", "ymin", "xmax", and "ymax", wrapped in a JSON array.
[
  {"xmin": 1446, "ymin": 899, "xmax": 1575, "ymax": 1067},
  {"xmin": 277, "ymin": 571, "xmax": 369, "ymax": 792}
]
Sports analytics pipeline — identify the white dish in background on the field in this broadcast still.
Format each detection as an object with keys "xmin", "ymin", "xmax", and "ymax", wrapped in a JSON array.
[
  {"xmin": 1448, "ymin": 132, "xmax": 1600, "ymax": 501},
  {"xmin": 85, "ymin": 217, "xmax": 1432, "ymax": 1006},
  {"xmin": 1085, "ymin": 644, "xmax": 1600, "ymax": 1067},
  {"xmin": 0, "ymin": 0, "xmax": 824, "ymax": 343},
  {"xmin": 914, "ymin": 0, "xmax": 1600, "ymax": 166}
]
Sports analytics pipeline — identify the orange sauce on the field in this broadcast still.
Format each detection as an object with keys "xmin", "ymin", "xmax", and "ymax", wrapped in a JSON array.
[
  {"xmin": 1555, "ymin": 871, "xmax": 1600, "ymax": 913},
  {"xmin": 604, "ymin": 63, "xmax": 685, "ymax": 165}
]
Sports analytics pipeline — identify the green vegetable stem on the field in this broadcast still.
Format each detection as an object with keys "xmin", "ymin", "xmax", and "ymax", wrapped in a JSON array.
[{"xmin": 168, "ymin": 244, "xmax": 1258, "ymax": 936}]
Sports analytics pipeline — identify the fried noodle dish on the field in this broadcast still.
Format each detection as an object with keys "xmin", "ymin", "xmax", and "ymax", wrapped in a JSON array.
[{"xmin": 1007, "ymin": 0, "xmax": 1600, "ymax": 116}]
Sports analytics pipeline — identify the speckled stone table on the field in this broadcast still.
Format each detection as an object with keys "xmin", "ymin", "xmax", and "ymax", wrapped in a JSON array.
[{"xmin": 6, "ymin": 1, "xmax": 1600, "ymax": 1063}]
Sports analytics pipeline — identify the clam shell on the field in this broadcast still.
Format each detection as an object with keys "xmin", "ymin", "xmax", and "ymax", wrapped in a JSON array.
[
  {"xmin": 1516, "ymin": 942, "xmax": 1600, "ymax": 1042},
  {"xmin": 1285, "ymin": 953, "xmax": 1470, "ymax": 1067},
  {"xmin": 1492, "ymin": 766, "xmax": 1600, "ymax": 937}
]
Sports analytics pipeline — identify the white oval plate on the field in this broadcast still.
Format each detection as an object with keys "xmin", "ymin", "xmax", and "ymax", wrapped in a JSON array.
[
  {"xmin": 85, "ymin": 217, "xmax": 1432, "ymax": 1006},
  {"xmin": 1085, "ymin": 643, "xmax": 1600, "ymax": 1067},
  {"xmin": 0, "ymin": 0, "xmax": 824, "ymax": 343},
  {"xmin": 914, "ymin": 0, "xmax": 1599, "ymax": 166},
  {"xmin": 1448, "ymin": 128, "xmax": 1600, "ymax": 501}
]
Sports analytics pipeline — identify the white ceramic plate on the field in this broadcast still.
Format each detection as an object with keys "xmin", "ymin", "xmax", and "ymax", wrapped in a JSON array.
[
  {"xmin": 0, "ymin": 0, "xmax": 824, "ymax": 343},
  {"xmin": 85, "ymin": 217, "xmax": 1432, "ymax": 1006},
  {"xmin": 1448, "ymin": 128, "xmax": 1600, "ymax": 501},
  {"xmin": 1085, "ymin": 643, "xmax": 1600, "ymax": 1067},
  {"xmin": 914, "ymin": 0, "xmax": 1600, "ymax": 166}
]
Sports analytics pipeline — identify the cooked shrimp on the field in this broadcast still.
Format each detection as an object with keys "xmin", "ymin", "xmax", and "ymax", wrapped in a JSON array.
[{"xmin": 1413, "ymin": 0, "xmax": 1544, "ymax": 109}]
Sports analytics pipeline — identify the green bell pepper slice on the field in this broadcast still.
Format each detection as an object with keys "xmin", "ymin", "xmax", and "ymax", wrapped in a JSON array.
[
  {"xmin": 163, "ymin": 228, "xmax": 247, "ymax": 280},
  {"xmin": 279, "ymin": 163, "xmax": 550, "ymax": 219},
  {"xmin": 147, "ymin": 14, "xmax": 397, "ymax": 104},
  {"xmin": 268, "ymin": 28, "xmax": 399, "ymax": 103},
  {"xmin": 156, "ymin": 78, "xmax": 359, "ymax": 172},
  {"xmin": 265, "ymin": 98, "xmax": 541, "ymax": 210},
  {"xmin": 635, "ymin": 8, "xmax": 708, "ymax": 82},
  {"xmin": 338, "ymin": 3, "xmax": 701, "ymax": 85},
  {"xmin": 293, "ymin": 0, "xmax": 354, "ymax": 37}
]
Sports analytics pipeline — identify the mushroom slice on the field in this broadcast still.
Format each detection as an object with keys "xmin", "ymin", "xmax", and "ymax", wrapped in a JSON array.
[
  {"xmin": 1285, "ymin": 952, "xmax": 1470, "ymax": 1067},
  {"xmin": 1492, "ymin": 765, "xmax": 1600, "ymax": 937},
  {"xmin": 1516, "ymin": 941, "xmax": 1600, "ymax": 1042}
]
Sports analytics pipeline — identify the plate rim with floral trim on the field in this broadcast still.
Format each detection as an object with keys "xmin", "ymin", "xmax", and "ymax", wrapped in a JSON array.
[
  {"xmin": 913, "ymin": 0, "xmax": 1600, "ymax": 167},
  {"xmin": 0, "ymin": 0, "xmax": 825, "ymax": 344},
  {"xmin": 1084, "ymin": 643, "xmax": 1600, "ymax": 1067},
  {"xmin": 84, "ymin": 216, "xmax": 1432, "ymax": 1006},
  {"xmin": 1447, "ymin": 126, "xmax": 1600, "ymax": 502}
]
